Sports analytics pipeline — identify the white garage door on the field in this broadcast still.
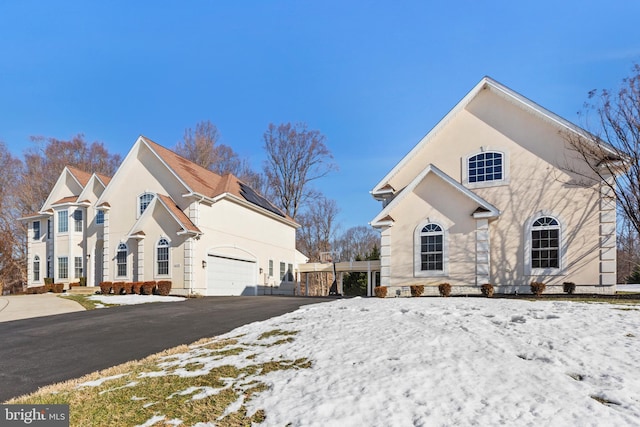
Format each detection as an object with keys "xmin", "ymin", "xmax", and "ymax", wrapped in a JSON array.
[{"xmin": 207, "ymin": 254, "xmax": 257, "ymax": 296}]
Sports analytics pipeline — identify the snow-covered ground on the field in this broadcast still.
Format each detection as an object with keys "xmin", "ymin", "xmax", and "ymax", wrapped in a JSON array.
[
  {"xmin": 87, "ymin": 294, "xmax": 186, "ymax": 306},
  {"xmin": 227, "ymin": 297, "xmax": 640, "ymax": 426}
]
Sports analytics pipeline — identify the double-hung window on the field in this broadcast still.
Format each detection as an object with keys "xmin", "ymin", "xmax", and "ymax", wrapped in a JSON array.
[
  {"xmin": 33, "ymin": 256, "xmax": 40, "ymax": 282},
  {"xmin": 280, "ymin": 262, "xmax": 286, "ymax": 281},
  {"xmin": 74, "ymin": 210, "xmax": 83, "ymax": 232},
  {"xmin": 75, "ymin": 257, "xmax": 83, "ymax": 278},
  {"xmin": 58, "ymin": 257, "xmax": 68, "ymax": 279},
  {"xmin": 33, "ymin": 221, "xmax": 40, "ymax": 240},
  {"xmin": 96, "ymin": 210, "xmax": 104, "ymax": 225},
  {"xmin": 420, "ymin": 223, "xmax": 444, "ymax": 271},
  {"xmin": 157, "ymin": 238, "xmax": 169, "ymax": 275},
  {"xmin": 116, "ymin": 243, "xmax": 128, "ymax": 277},
  {"xmin": 58, "ymin": 210, "xmax": 68, "ymax": 233}
]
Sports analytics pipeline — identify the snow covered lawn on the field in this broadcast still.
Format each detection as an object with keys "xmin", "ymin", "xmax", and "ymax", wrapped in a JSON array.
[
  {"xmin": 88, "ymin": 294, "xmax": 186, "ymax": 306},
  {"xmin": 242, "ymin": 297, "xmax": 640, "ymax": 426},
  {"xmin": 14, "ymin": 297, "xmax": 640, "ymax": 426}
]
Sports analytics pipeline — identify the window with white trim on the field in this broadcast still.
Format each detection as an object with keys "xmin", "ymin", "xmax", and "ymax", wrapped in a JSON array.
[
  {"xmin": 138, "ymin": 193, "xmax": 154, "ymax": 217},
  {"xmin": 287, "ymin": 263, "xmax": 294, "ymax": 282},
  {"xmin": 96, "ymin": 210, "xmax": 104, "ymax": 225},
  {"xmin": 468, "ymin": 151, "xmax": 503, "ymax": 183},
  {"xmin": 33, "ymin": 256, "xmax": 40, "ymax": 282},
  {"xmin": 73, "ymin": 210, "xmax": 83, "ymax": 232},
  {"xmin": 419, "ymin": 223, "xmax": 444, "ymax": 271},
  {"xmin": 58, "ymin": 256, "xmax": 68, "ymax": 279},
  {"xmin": 531, "ymin": 216, "xmax": 560, "ymax": 269},
  {"xmin": 58, "ymin": 210, "xmax": 68, "ymax": 233},
  {"xmin": 47, "ymin": 219, "xmax": 51, "ymax": 239},
  {"xmin": 75, "ymin": 256, "xmax": 83, "ymax": 278},
  {"xmin": 116, "ymin": 243, "xmax": 128, "ymax": 277},
  {"xmin": 268, "ymin": 259, "xmax": 274, "ymax": 277},
  {"xmin": 157, "ymin": 238, "xmax": 170, "ymax": 276},
  {"xmin": 33, "ymin": 221, "xmax": 40, "ymax": 240},
  {"xmin": 280, "ymin": 262, "xmax": 286, "ymax": 281}
]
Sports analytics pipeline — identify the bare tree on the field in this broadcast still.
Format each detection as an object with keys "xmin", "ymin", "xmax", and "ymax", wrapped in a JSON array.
[
  {"xmin": 0, "ymin": 142, "xmax": 24, "ymax": 292},
  {"xmin": 263, "ymin": 122, "xmax": 337, "ymax": 219},
  {"xmin": 176, "ymin": 120, "xmax": 254, "ymax": 178},
  {"xmin": 18, "ymin": 134, "xmax": 121, "ymax": 216},
  {"xmin": 563, "ymin": 64, "xmax": 640, "ymax": 235},
  {"xmin": 334, "ymin": 225, "xmax": 380, "ymax": 262},
  {"xmin": 296, "ymin": 197, "xmax": 340, "ymax": 262}
]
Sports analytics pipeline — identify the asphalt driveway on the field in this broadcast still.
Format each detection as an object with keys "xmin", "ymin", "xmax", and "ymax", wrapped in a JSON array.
[{"xmin": 0, "ymin": 296, "xmax": 330, "ymax": 402}]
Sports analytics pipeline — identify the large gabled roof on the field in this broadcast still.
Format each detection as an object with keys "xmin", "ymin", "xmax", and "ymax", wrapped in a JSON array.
[
  {"xmin": 371, "ymin": 76, "xmax": 617, "ymax": 199},
  {"xmin": 126, "ymin": 193, "xmax": 202, "ymax": 238},
  {"xmin": 370, "ymin": 164, "xmax": 499, "ymax": 228},
  {"xmin": 139, "ymin": 136, "xmax": 295, "ymax": 225}
]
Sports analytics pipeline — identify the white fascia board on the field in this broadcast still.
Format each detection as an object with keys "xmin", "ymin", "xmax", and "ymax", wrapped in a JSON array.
[
  {"xmin": 95, "ymin": 136, "xmax": 143, "ymax": 207},
  {"xmin": 41, "ymin": 167, "xmax": 74, "ymax": 211},
  {"xmin": 371, "ymin": 78, "xmax": 488, "ymax": 196},
  {"xmin": 370, "ymin": 164, "xmax": 499, "ymax": 226}
]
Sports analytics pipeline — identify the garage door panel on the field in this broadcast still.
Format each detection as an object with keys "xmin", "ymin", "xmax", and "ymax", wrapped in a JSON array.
[{"xmin": 207, "ymin": 255, "xmax": 256, "ymax": 296}]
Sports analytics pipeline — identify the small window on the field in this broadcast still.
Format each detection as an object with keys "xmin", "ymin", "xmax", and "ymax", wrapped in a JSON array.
[
  {"xmin": 33, "ymin": 256, "xmax": 40, "ymax": 282},
  {"xmin": 268, "ymin": 260, "xmax": 274, "ymax": 277},
  {"xmin": 58, "ymin": 257, "xmax": 68, "ymax": 279},
  {"xmin": 47, "ymin": 219, "xmax": 52, "ymax": 239},
  {"xmin": 74, "ymin": 210, "xmax": 83, "ymax": 232},
  {"xmin": 157, "ymin": 238, "xmax": 169, "ymax": 276},
  {"xmin": 58, "ymin": 210, "xmax": 68, "ymax": 233},
  {"xmin": 139, "ymin": 193, "xmax": 154, "ymax": 217},
  {"xmin": 280, "ymin": 262, "xmax": 286, "ymax": 281},
  {"xmin": 96, "ymin": 210, "xmax": 104, "ymax": 225},
  {"xmin": 468, "ymin": 152, "xmax": 503, "ymax": 184},
  {"xmin": 33, "ymin": 221, "xmax": 40, "ymax": 240},
  {"xmin": 287, "ymin": 263, "xmax": 294, "ymax": 282},
  {"xmin": 116, "ymin": 243, "xmax": 127, "ymax": 277},
  {"xmin": 75, "ymin": 256, "xmax": 83, "ymax": 278},
  {"xmin": 420, "ymin": 223, "xmax": 444, "ymax": 271},
  {"xmin": 531, "ymin": 217, "xmax": 560, "ymax": 269}
]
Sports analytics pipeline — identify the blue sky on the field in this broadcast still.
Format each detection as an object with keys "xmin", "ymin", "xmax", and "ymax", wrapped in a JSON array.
[{"xmin": 1, "ymin": 1, "xmax": 639, "ymax": 231}]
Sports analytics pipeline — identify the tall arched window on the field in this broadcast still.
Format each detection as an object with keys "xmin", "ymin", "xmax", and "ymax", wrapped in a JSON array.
[
  {"xmin": 138, "ymin": 193, "xmax": 154, "ymax": 217},
  {"xmin": 531, "ymin": 216, "xmax": 560, "ymax": 269},
  {"xmin": 116, "ymin": 243, "xmax": 128, "ymax": 277},
  {"xmin": 157, "ymin": 238, "xmax": 170, "ymax": 276},
  {"xmin": 33, "ymin": 256, "xmax": 40, "ymax": 282},
  {"xmin": 419, "ymin": 223, "xmax": 444, "ymax": 272}
]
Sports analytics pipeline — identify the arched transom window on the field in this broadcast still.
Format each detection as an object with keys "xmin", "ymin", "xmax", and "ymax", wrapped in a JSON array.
[
  {"xmin": 116, "ymin": 243, "xmax": 128, "ymax": 277},
  {"xmin": 531, "ymin": 217, "xmax": 560, "ymax": 269},
  {"xmin": 157, "ymin": 238, "xmax": 170, "ymax": 276},
  {"xmin": 420, "ymin": 223, "xmax": 444, "ymax": 271},
  {"xmin": 33, "ymin": 255, "xmax": 40, "ymax": 282},
  {"xmin": 468, "ymin": 151, "xmax": 503, "ymax": 183}
]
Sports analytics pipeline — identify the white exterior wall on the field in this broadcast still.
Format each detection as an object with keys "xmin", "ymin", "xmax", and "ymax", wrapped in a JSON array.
[{"xmin": 380, "ymin": 88, "xmax": 604, "ymax": 291}]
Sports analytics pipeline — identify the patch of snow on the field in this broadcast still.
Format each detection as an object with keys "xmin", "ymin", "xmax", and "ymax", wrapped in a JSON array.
[
  {"xmin": 88, "ymin": 294, "xmax": 186, "ymax": 305},
  {"xmin": 135, "ymin": 415, "xmax": 165, "ymax": 427},
  {"xmin": 77, "ymin": 373, "xmax": 128, "ymax": 388}
]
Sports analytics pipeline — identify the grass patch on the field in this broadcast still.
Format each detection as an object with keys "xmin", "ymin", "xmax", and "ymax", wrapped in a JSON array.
[
  {"xmin": 8, "ymin": 334, "xmax": 308, "ymax": 426},
  {"xmin": 590, "ymin": 394, "xmax": 620, "ymax": 406},
  {"xmin": 258, "ymin": 329, "xmax": 297, "ymax": 340},
  {"xmin": 59, "ymin": 295, "xmax": 119, "ymax": 310}
]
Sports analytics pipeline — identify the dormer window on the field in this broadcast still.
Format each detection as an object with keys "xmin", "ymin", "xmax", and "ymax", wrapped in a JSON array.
[{"xmin": 138, "ymin": 193, "xmax": 154, "ymax": 217}]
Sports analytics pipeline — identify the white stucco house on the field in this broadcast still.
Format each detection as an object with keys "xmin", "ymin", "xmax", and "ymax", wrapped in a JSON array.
[
  {"xmin": 22, "ymin": 136, "xmax": 301, "ymax": 296},
  {"xmin": 370, "ymin": 77, "xmax": 618, "ymax": 295}
]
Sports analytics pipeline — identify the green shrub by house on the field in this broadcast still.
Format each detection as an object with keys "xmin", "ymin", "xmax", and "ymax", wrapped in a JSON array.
[
  {"xmin": 438, "ymin": 283, "xmax": 451, "ymax": 297},
  {"xmin": 530, "ymin": 281, "xmax": 546, "ymax": 297},
  {"xmin": 374, "ymin": 286, "xmax": 387, "ymax": 298},
  {"xmin": 481, "ymin": 283, "xmax": 494, "ymax": 297},
  {"xmin": 410, "ymin": 285, "xmax": 424, "ymax": 297}
]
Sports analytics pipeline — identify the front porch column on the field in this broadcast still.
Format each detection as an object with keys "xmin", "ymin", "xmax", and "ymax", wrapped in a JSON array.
[
  {"xmin": 102, "ymin": 209, "xmax": 110, "ymax": 282},
  {"xmin": 136, "ymin": 237, "xmax": 144, "ymax": 282},
  {"xmin": 475, "ymin": 219, "xmax": 490, "ymax": 285},
  {"xmin": 184, "ymin": 237, "xmax": 194, "ymax": 294}
]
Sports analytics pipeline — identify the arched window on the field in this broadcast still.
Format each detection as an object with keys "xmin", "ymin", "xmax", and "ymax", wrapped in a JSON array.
[
  {"xmin": 468, "ymin": 151, "xmax": 504, "ymax": 183},
  {"xmin": 419, "ymin": 223, "xmax": 444, "ymax": 272},
  {"xmin": 530, "ymin": 216, "xmax": 560, "ymax": 269},
  {"xmin": 157, "ymin": 238, "xmax": 170, "ymax": 276},
  {"xmin": 138, "ymin": 193, "xmax": 154, "ymax": 217},
  {"xmin": 33, "ymin": 256, "xmax": 40, "ymax": 282},
  {"xmin": 116, "ymin": 243, "xmax": 128, "ymax": 277}
]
